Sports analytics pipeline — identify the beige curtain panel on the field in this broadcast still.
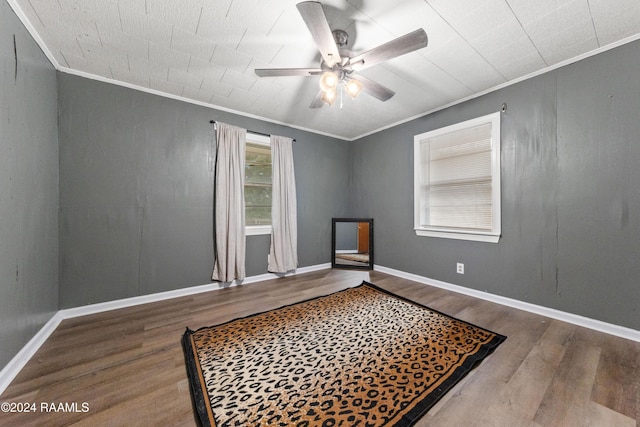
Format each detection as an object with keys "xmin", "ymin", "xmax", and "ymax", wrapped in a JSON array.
[
  {"xmin": 212, "ymin": 122, "xmax": 246, "ymax": 282},
  {"xmin": 268, "ymin": 135, "xmax": 298, "ymax": 273}
]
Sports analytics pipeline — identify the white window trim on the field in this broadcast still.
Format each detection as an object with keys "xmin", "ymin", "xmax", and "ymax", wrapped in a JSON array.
[
  {"xmin": 413, "ymin": 112, "xmax": 501, "ymax": 243},
  {"xmin": 245, "ymin": 133, "xmax": 272, "ymax": 236}
]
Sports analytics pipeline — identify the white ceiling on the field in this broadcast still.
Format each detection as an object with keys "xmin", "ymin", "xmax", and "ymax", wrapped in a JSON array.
[{"xmin": 8, "ymin": 0, "xmax": 640, "ymax": 140}]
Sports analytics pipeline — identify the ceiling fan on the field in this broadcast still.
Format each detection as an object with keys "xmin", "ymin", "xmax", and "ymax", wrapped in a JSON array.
[{"xmin": 255, "ymin": 1, "xmax": 428, "ymax": 108}]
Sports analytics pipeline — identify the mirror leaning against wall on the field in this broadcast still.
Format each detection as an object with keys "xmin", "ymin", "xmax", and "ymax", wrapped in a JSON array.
[{"xmin": 331, "ymin": 218, "xmax": 374, "ymax": 270}]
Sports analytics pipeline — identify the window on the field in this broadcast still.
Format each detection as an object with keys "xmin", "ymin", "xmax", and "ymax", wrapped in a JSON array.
[
  {"xmin": 245, "ymin": 133, "xmax": 272, "ymax": 235},
  {"xmin": 414, "ymin": 112, "xmax": 501, "ymax": 243}
]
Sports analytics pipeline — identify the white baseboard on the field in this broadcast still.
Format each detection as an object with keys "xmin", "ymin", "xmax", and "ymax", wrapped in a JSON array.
[
  {"xmin": 374, "ymin": 264, "xmax": 640, "ymax": 343},
  {"xmin": 58, "ymin": 263, "xmax": 330, "ymax": 320},
  {"xmin": 0, "ymin": 312, "xmax": 65, "ymax": 395},
  {"xmin": 5, "ymin": 261, "xmax": 637, "ymax": 397},
  {"xmin": 0, "ymin": 263, "xmax": 330, "ymax": 396}
]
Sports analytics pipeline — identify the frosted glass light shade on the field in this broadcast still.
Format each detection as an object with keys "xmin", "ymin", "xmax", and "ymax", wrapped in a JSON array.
[
  {"xmin": 319, "ymin": 72, "xmax": 339, "ymax": 92},
  {"xmin": 321, "ymin": 90, "xmax": 336, "ymax": 105},
  {"xmin": 345, "ymin": 79, "xmax": 363, "ymax": 98}
]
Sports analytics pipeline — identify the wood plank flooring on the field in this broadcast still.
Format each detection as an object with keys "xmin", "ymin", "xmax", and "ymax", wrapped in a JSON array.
[{"xmin": 1, "ymin": 269, "xmax": 638, "ymax": 426}]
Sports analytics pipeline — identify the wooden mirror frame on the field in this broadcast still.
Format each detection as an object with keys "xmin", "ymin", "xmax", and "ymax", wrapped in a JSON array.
[{"xmin": 331, "ymin": 218, "xmax": 374, "ymax": 270}]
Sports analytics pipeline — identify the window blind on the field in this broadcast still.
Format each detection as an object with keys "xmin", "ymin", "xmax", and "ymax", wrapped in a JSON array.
[{"xmin": 421, "ymin": 122, "xmax": 494, "ymax": 231}]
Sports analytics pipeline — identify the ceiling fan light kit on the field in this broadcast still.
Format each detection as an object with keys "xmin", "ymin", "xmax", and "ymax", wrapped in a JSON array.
[
  {"xmin": 254, "ymin": 1, "xmax": 428, "ymax": 109},
  {"xmin": 318, "ymin": 72, "xmax": 361, "ymax": 107}
]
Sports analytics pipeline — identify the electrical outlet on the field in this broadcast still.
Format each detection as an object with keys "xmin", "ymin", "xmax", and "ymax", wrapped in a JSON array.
[{"xmin": 456, "ymin": 263, "xmax": 464, "ymax": 274}]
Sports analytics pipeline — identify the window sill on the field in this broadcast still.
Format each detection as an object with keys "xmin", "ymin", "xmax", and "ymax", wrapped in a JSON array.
[
  {"xmin": 246, "ymin": 225, "xmax": 271, "ymax": 236},
  {"xmin": 414, "ymin": 228, "xmax": 500, "ymax": 243}
]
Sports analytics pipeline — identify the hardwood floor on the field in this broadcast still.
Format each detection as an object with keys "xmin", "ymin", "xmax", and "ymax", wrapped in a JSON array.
[{"xmin": 1, "ymin": 268, "xmax": 638, "ymax": 426}]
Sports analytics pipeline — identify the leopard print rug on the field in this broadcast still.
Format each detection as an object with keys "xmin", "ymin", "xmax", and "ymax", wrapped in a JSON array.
[{"xmin": 182, "ymin": 281, "xmax": 505, "ymax": 427}]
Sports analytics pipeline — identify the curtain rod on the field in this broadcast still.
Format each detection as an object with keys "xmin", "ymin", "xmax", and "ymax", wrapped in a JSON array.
[{"xmin": 210, "ymin": 120, "xmax": 295, "ymax": 142}]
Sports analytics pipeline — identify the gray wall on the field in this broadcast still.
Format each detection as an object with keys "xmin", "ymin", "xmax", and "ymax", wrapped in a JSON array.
[
  {"xmin": 58, "ymin": 74, "xmax": 350, "ymax": 308},
  {"xmin": 351, "ymin": 40, "xmax": 640, "ymax": 330},
  {"xmin": 0, "ymin": 2, "xmax": 59, "ymax": 368}
]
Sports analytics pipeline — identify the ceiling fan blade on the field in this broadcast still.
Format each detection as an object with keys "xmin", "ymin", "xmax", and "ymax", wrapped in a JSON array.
[
  {"xmin": 349, "ymin": 29, "xmax": 428, "ymax": 71},
  {"xmin": 309, "ymin": 90, "xmax": 325, "ymax": 108},
  {"xmin": 296, "ymin": 1, "xmax": 341, "ymax": 67},
  {"xmin": 355, "ymin": 75, "xmax": 395, "ymax": 101},
  {"xmin": 255, "ymin": 68, "xmax": 322, "ymax": 77}
]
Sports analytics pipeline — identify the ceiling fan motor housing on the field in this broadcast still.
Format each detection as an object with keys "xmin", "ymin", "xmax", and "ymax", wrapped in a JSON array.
[
  {"xmin": 320, "ymin": 30, "xmax": 355, "ymax": 80},
  {"xmin": 332, "ymin": 29, "xmax": 348, "ymax": 48}
]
